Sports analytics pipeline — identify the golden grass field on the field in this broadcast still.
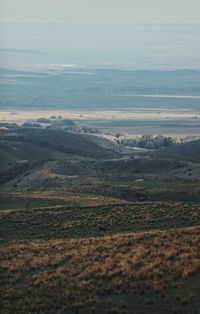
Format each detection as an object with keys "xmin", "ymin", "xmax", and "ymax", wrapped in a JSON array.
[
  {"xmin": 1, "ymin": 226, "xmax": 200, "ymax": 313},
  {"xmin": 0, "ymin": 192, "xmax": 200, "ymax": 313}
]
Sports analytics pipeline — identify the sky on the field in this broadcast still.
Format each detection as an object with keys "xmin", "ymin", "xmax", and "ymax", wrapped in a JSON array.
[
  {"xmin": 0, "ymin": 0, "xmax": 200, "ymax": 24},
  {"xmin": 0, "ymin": 1, "xmax": 200, "ymax": 70}
]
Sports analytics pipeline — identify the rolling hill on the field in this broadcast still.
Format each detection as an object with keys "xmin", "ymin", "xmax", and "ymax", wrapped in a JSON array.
[{"xmin": 156, "ymin": 139, "xmax": 200, "ymax": 161}]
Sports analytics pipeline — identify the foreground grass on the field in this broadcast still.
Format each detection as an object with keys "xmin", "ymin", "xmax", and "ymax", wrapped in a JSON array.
[
  {"xmin": 0, "ymin": 197, "xmax": 199, "ymax": 242},
  {"xmin": 0, "ymin": 192, "xmax": 123, "ymax": 211},
  {"xmin": 1, "ymin": 226, "xmax": 200, "ymax": 313},
  {"xmin": 0, "ymin": 193, "xmax": 200, "ymax": 313}
]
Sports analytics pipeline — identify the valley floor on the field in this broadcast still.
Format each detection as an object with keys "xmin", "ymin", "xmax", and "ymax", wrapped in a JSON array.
[{"xmin": 1, "ymin": 109, "xmax": 200, "ymax": 138}]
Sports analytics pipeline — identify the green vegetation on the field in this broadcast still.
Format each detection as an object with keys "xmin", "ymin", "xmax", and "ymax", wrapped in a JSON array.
[
  {"xmin": 0, "ymin": 194, "xmax": 200, "ymax": 242},
  {"xmin": 119, "ymin": 134, "xmax": 176, "ymax": 149},
  {"xmin": 0, "ymin": 194, "xmax": 66, "ymax": 210}
]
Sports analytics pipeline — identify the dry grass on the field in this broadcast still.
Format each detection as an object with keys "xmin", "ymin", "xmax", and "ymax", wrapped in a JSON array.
[
  {"xmin": 1, "ymin": 226, "xmax": 200, "ymax": 313},
  {"xmin": 1, "ymin": 198, "xmax": 200, "ymax": 242},
  {"xmin": 0, "ymin": 191, "xmax": 125, "ymax": 210},
  {"xmin": 1, "ymin": 109, "xmax": 199, "ymax": 123}
]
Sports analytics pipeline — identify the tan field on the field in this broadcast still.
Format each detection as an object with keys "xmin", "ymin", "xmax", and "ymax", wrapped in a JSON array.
[
  {"xmin": 0, "ymin": 109, "xmax": 199, "ymax": 123},
  {"xmin": 1, "ymin": 109, "xmax": 200, "ymax": 139}
]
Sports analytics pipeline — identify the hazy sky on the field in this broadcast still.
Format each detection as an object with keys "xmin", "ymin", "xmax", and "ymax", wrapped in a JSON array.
[{"xmin": 0, "ymin": 0, "xmax": 200, "ymax": 24}]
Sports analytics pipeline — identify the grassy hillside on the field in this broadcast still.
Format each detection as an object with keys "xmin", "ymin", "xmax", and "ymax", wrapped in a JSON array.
[
  {"xmin": 1, "ymin": 131, "xmax": 200, "ymax": 200},
  {"xmin": 156, "ymin": 139, "xmax": 200, "ymax": 161},
  {"xmin": 0, "ymin": 192, "xmax": 200, "ymax": 313},
  {"xmin": 0, "ymin": 128, "xmax": 200, "ymax": 313},
  {"xmin": 0, "ymin": 128, "xmax": 119, "ymax": 161}
]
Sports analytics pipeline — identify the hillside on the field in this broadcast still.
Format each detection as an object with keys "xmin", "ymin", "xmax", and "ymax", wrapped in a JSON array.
[
  {"xmin": 0, "ymin": 127, "xmax": 200, "ymax": 313},
  {"xmin": 0, "ymin": 128, "xmax": 119, "ymax": 166},
  {"xmin": 156, "ymin": 139, "xmax": 200, "ymax": 161},
  {"xmin": 0, "ymin": 127, "xmax": 121, "ymax": 191},
  {"xmin": 1, "ymin": 128, "xmax": 200, "ymax": 198},
  {"xmin": 0, "ymin": 192, "xmax": 200, "ymax": 313}
]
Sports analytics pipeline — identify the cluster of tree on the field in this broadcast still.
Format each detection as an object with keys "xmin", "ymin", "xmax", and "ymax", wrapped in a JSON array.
[
  {"xmin": 36, "ymin": 118, "xmax": 52, "ymax": 123},
  {"xmin": 22, "ymin": 117, "xmax": 104, "ymax": 135},
  {"xmin": 0, "ymin": 122, "xmax": 18, "ymax": 129},
  {"xmin": 80, "ymin": 126, "xmax": 102, "ymax": 134},
  {"xmin": 23, "ymin": 118, "xmax": 76, "ymax": 130},
  {"xmin": 23, "ymin": 122, "xmax": 41, "ymax": 128},
  {"xmin": 50, "ymin": 119, "xmax": 75, "ymax": 128},
  {"xmin": 119, "ymin": 134, "xmax": 176, "ymax": 149}
]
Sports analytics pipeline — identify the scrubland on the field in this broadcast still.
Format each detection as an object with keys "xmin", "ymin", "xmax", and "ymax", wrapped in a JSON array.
[
  {"xmin": 0, "ymin": 192, "xmax": 200, "ymax": 313},
  {"xmin": 0, "ymin": 127, "xmax": 200, "ymax": 313}
]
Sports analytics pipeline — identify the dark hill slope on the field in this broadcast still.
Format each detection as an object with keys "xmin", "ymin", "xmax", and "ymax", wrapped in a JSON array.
[
  {"xmin": 0, "ymin": 141, "xmax": 54, "ymax": 167},
  {"xmin": 156, "ymin": 139, "xmax": 200, "ymax": 161},
  {"xmin": 0, "ymin": 128, "xmax": 119, "ymax": 189},
  {"xmin": 98, "ymin": 157, "xmax": 183, "ymax": 177},
  {"xmin": 0, "ymin": 128, "xmax": 119, "ymax": 165}
]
